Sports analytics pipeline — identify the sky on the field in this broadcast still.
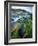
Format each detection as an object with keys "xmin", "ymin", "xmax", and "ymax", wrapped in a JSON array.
[{"xmin": 11, "ymin": 6, "xmax": 32, "ymax": 13}]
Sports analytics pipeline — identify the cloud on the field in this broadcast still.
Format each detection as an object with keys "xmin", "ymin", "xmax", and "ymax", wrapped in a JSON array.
[{"xmin": 11, "ymin": 6, "xmax": 32, "ymax": 13}]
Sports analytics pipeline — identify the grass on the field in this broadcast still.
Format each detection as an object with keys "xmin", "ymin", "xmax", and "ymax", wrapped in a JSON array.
[{"xmin": 11, "ymin": 17, "xmax": 32, "ymax": 38}]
